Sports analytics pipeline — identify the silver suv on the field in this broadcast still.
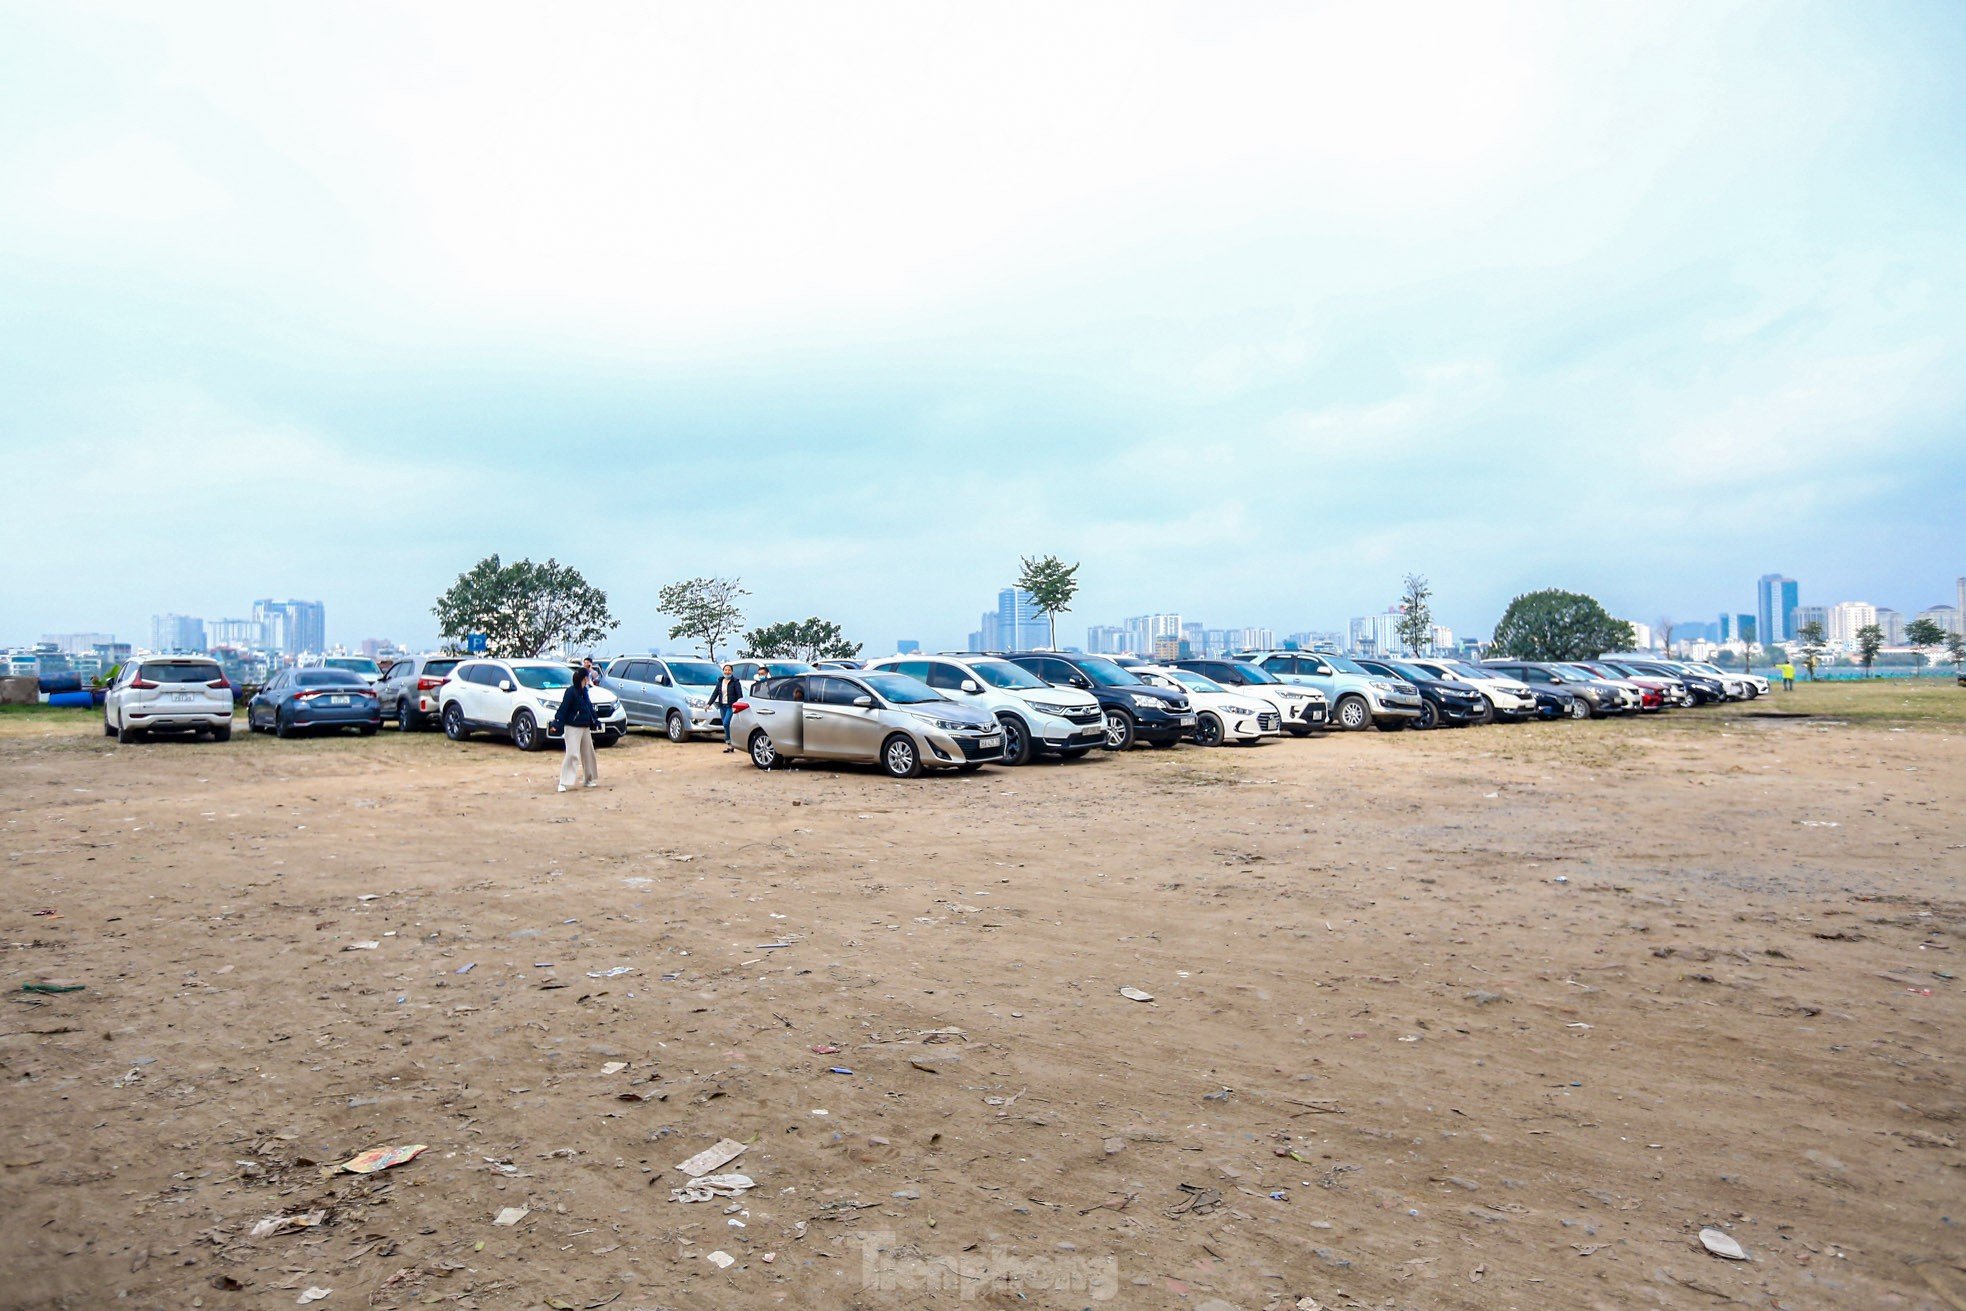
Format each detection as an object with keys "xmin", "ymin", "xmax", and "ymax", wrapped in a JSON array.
[
  {"xmin": 1234, "ymin": 650, "xmax": 1423, "ymax": 731},
  {"xmin": 603, "ymin": 655, "xmax": 726, "ymax": 741},
  {"xmin": 376, "ymin": 654, "xmax": 463, "ymax": 731}
]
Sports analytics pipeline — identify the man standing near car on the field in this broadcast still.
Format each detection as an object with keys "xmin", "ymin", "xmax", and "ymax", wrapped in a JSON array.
[
  {"xmin": 554, "ymin": 666, "xmax": 602, "ymax": 791},
  {"xmin": 709, "ymin": 662, "xmax": 744, "ymax": 752}
]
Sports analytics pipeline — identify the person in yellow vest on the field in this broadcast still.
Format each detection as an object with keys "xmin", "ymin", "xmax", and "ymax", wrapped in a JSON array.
[{"xmin": 1778, "ymin": 660, "xmax": 1795, "ymax": 691}]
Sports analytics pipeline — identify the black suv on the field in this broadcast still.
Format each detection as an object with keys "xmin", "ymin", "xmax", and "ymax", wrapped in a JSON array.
[
  {"xmin": 1354, "ymin": 658, "xmax": 1487, "ymax": 728},
  {"xmin": 1004, "ymin": 652, "xmax": 1192, "ymax": 750}
]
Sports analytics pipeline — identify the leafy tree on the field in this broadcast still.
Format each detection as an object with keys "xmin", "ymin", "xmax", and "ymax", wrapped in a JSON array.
[
  {"xmin": 1795, "ymin": 620, "xmax": 1828, "ymax": 681},
  {"xmin": 742, "ymin": 617, "xmax": 862, "ymax": 662},
  {"xmin": 1947, "ymin": 630, "xmax": 1966, "ymax": 676},
  {"xmin": 1904, "ymin": 617, "xmax": 1949, "ymax": 678},
  {"xmin": 432, "ymin": 555, "xmax": 617, "ymax": 658},
  {"xmin": 1487, "ymin": 589, "xmax": 1635, "ymax": 661},
  {"xmin": 1016, "ymin": 554, "xmax": 1081, "ymax": 649},
  {"xmin": 1854, "ymin": 623, "xmax": 1885, "ymax": 677},
  {"xmin": 657, "ymin": 576, "xmax": 747, "ymax": 659},
  {"xmin": 1394, "ymin": 573, "xmax": 1434, "ymax": 654},
  {"xmin": 1738, "ymin": 618, "xmax": 1758, "ymax": 673}
]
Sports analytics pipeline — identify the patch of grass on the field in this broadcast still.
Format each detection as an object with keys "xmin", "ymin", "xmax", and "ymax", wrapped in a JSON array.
[{"xmin": 1732, "ymin": 678, "xmax": 1966, "ymax": 728}]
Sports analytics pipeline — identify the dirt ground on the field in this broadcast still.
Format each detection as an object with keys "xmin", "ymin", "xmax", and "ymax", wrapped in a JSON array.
[{"xmin": 3, "ymin": 685, "xmax": 1963, "ymax": 1311}]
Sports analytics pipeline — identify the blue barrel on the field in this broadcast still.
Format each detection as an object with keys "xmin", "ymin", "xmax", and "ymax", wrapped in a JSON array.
[
  {"xmin": 46, "ymin": 690, "xmax": 95, "ymax": 708},
  {"xmin": 39, "ymin": 673, "xmax": 84, "ymax": 694}
]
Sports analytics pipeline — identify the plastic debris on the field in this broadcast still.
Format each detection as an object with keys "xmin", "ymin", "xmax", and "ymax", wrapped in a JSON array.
[
  {"xmin": 586, "ymin": 966, "xmax": 634, "ymax": 979},
  {"xmin": 600, "ymin": 1061, "xmax": 628, "ymax": 1075},
  {"xmin": 455, "ymin": 962, "xmax": 475, "ymax": 974},
  {"xmin": 672, "ymin": 1173, "xmax": 755, "ymax": 1204},
  {"xmin": 250, "ymin": 1210, "xmax": 326, "ymax": 1238},
  {"xmin": 342, "ymin": 941, "xmax": 380, "ymax": 951},
  {"xmin": 1119, "ymin": 986, "xmax": 1154, "ymax": 1002},
  {"xmin": 1699, "ymin": 1227, "xmax": 1749, "ymax": 1260},
  {"xmin": 335, "ymin": 1144, "xmax": 428, "ymax": 1174},
  {"xmin": 811, "ymin": 1044, "xmax": 841, "ymax": 1055},
  {"xmin": 706, "ymin": 1250, "xmax": 735, "ymax": 1269},
  {"xmin": 297, "ymin": 1288, "xmax": 332, "ymax": 1304},
  {"xmin": 493, "ymin": 1207, "xmax": 530, "ymax": 1226},
  {"xmin": 21, "ymin": 982, "xmax": 84, "ymax": 994},
  {"xmin": 676, "ymin": 1138, "xmax": 747, "ymax": 1177},
  {"xmin": 828, "ymin": 1067, "xmax": 853, "ymax": 1075}
]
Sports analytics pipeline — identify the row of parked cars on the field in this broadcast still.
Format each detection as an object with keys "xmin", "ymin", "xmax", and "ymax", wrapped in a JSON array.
[{"xmin": 97, "ymin": 646, "xmax": 1768, "ymax": 776}]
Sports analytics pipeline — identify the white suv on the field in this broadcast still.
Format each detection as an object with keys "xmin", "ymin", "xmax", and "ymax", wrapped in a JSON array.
[
  {"xmin": 439, "ymin": 658, "xmax": 627, "ymax": 751},
  {"xmin": 867, "ymin": 654, "xmax": 1106, "ymax": 764},
  {"xmin": 1406, "ymin": 658, "xmax": 1537, "ymax": 722},
  {"xmin": 104, "ymin": 656, "xmax": 234, "ymax": 743}
]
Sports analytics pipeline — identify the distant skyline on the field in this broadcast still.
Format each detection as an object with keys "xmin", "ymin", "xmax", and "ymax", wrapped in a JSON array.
[{"xmin": 3, "ymin": 3, "xmax": 1963, "ymax": 651}]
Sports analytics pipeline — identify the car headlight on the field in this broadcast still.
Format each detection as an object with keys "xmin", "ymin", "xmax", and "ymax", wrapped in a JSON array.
[
  {"xmin": 1127, "ymin": 693, "xmax": 1162, "ymax": 709},
  {"xmin": 915, "ymin": 714, "xmax": 973, "ymax": 732},
  {"xmin": 1369, "ymin": 680, "xmax": 1394, "ymax": 692},
  {"xmin": 535, "ymin": 695, "xmax": 560, "ymax": 709},
  {"xmin": 1029, "ymin": 701, "xmax": 1074, "ymax": 716},
  {"xmin": 1222, "ymin": 704, "xmax": 1259, "ymax": 716},
  {"xmin": 687, "ymin": 696, "xmax": 709, "ymax": 708}
]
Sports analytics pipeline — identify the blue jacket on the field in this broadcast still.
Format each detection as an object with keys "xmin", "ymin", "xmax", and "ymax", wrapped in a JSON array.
[{"xmin": 556, "ymin": 682, "xmax": 600, "ymax": 730}]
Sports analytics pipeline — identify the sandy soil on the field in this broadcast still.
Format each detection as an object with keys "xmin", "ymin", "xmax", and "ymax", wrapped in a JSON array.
[{"xmin": 3, "ymin": 696, "xmax": 1963, "ymax": 1311}]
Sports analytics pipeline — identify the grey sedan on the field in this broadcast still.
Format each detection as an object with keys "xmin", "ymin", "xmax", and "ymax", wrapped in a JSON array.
[{"xmin": 733, "ymin": 671, "xmax": 1006, "ymax": 778}]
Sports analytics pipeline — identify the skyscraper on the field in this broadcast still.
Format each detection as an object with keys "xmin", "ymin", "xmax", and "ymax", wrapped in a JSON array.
[
  {"xmin": 1757, "ymin": 574, "xmax": 1800, "ymax": 644},
  {"xmin": 252, "ymin": 599, "xmax": 325, "ymax": 655},
  {"xmin": 997, "ymin": 588, "xmax": 1049, "ymax": 649},
  {"xmin": 151, "ymin": 614, "xmax": 207, "ymax": 652}
]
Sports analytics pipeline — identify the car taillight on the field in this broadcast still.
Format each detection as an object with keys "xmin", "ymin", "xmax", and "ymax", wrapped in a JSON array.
[
  {"xmin": 417, "ymin": 676, "xmax": 448, "ymax": 690},
  {"xmin": 207, "ymin": 678, "xmax": 231, "ymax": 690},
  {"xmin": 732, "ymin": 700, "xmax": 749, "ymax": 713},
  {"xmin": 131, "ymin": 678, "xmax": 158, "ymax": 689}
]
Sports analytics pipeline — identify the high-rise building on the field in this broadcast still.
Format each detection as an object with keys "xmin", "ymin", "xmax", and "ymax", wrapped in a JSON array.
[
  {"xmin": 1757, "ymin": 574, "xmax": 1800, "ymax": 644},
  {"xmin": 151, "ymin": 614, "xmax": 207, "ymax": 653},
  {"xmin": 42, "ymin": 632, "xmax": 116, "ymax": 655},
  {"xmin": 1827, "ymin": 601, "xmax": 1878, "ymax": 649},
  {"xmin": 1917, "ymin": 605, "xmax": 1958, "ymax": 637},
  {"xmin": 252, "ymin": 599, "xmax": 326, "ymax": 656},
  {"xmin": 1123, "ymin": 613, "xmax": 1182, "ymax": 656},
  {"xmin": 208, "ymin": 617, "xmax": 262, "ymax": 647},
  {"xmin": 1233, "ymin": 626, "xmax": 1275, "ymax": 652},
  {"xmin": 1349, "ymin": 609, "xmax": 1403, "ymax": 655},
  {"xmin": 1874, "ymin": 608, "xmax": 1904, "ymax": 645},
  {"xmin": 1181, "ymin": 621, "xmax": 1206, "ymax": 652},
  {"xmin": 1958, "ymin": 577, "xmax": 1965, "ymax": 632},
  {"xmin": 1793, "ymin": 605, "xmax": 1828, "ymax": 636},
  {"xmin": 1085, "ymin": 625, "xmax": 1128, "ymax": 654},
  {"xmin": 1737, "ymin": 614, "xmax": 1757, "ymax": 645},
  {"xmin": 996, "ymin": 588, "xmax": 1049, "ymax": 650}
]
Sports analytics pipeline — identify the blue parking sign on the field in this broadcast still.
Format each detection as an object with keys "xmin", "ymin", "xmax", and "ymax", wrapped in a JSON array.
[{"xmin": 466, "ymin": 633, "xmax": 488, "ymax": 653}]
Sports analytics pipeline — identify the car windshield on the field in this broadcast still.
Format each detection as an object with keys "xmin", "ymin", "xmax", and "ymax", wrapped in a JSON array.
[
  {"xmin": 514, "ymin": 665, "xmax": 574, "ymax": 690},
  {"xmin": 1225, "ymin": 662, "xmax": 1281, "ymax": 684},
  {"xmin": 295, "ymin": 669, "xmax": 365, "ymax": 687},
  {"xmin": 1688, "ymin": 663, "xmax": 1724, "ymax": 676},
  {"xmin": 861, "ymin": 672, "xmax": 946, "ymax": 705},
  {"xmin": 139, "ymin": 661, "xmax": 221, "ymax": 683},
  {"xmin": 422, "ymin": 658, "xmax": 460, "ymax": 677},
  {"xmin": 1389, "ymin": 662, "xmax": 1435, "ymax": 682},
  {"xmin": 1322, "ymin": 655, "xmax": 1370, "ymax": 675},
  {"xmin": 1558, "ymin": 665, "xmax": 1602, "ymax": 681},
  {"xmin": 1169, "ymin": 670, "xmax": 1225, "ymax": 693},
  {"xmin": 665, "ymin": 659, "xmax": 721, "ymax": 685},
  {"xmin": 766, "ymin": 661, "xmax": 816, "ymax": 677},
  {"xmin": 971, "ymin": 659, "xmax": 1047, "ymax": 691},
  {"xmin": 324, "ymin": 657, "xmax": 380, "ymax": 675},
  {"xmin": 1074, "ymin": 656, "xmax": 1144, "ymax": 688},
  {"xmin": 1450, "ymin": 663, "xmax": 1498, "ymax": 680}
]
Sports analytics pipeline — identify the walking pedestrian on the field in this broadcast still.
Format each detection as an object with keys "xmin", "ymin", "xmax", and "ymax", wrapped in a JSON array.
[
  {"xmin": 1778, "ymin": 660, "xmax": 1795, "ymax": 691},
  {"xmin": 554, "ymin": 665, "xmax": 601, "ymax": 791},
  {"xmin": 709, "ymin": 662, "xmax": 744, "ymax": 752}
]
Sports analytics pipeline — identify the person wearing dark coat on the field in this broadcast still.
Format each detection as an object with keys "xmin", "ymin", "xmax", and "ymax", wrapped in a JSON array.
[
  {"xmin": 554, "ymin": 666, "xmax": 602, "ymax": 791},
  {"xmin": 708, "ymin": 662, "xmax": 745, "ymax": 752}
]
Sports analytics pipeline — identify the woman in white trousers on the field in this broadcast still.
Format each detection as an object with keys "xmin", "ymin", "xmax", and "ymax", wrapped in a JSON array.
[{"xmin": 555, "ymin": 666, "xmax": 601, "ymax": 792}]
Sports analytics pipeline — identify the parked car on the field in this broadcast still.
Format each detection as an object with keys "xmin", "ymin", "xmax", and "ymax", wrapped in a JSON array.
[
  {"xmin": 1003, "ymin": 651, "xmax": 1193, "ymax": 750},
  {"xmin": 867, "ymin": 654, "xmax": 1105, "ymax": 764},
  {"xmin": 1614, "ymin": 658, "xmax": 1723, "ymax": 704},
  {"xmin": 732, "ymin": 659, "xmax": 816, "ymax": 692},
  {"xmin": 1528, "ymin": 684, "xmax": 1582, "ymax": 719},
  {"xmin": 375, "ymin": 653, "xmax": 463, "ymax": 730},
  {"xmin": 1571, "ymin": 660, "xmax": 1672, "ymax": 711},
  {"xmin": 1673, "ymin": 660, "xmax": 1756, "ymax": 700},
  {"xmin": 603, "ymin": 655, "xmax": 726, "ymax": 741},
  {"xmin": 1133, "ymin": 664, "xmax": 1282, "ymax": 746},
  {"xmin": 1354, "ymin": 658, "xmax": 1489, "ymax": 728},
  {"xmin": 439, "ymin": 659, "xmax": 627, "ymax": 751},
  {"xmin": 1404, "ymin": 658, "xmax": 1537, "ymax": 722},
  {"xmin": 1555, "ymin": 663, "xmax": 1646, "ymax": 712},
  {"xmin": 733, "ymin": 670, "xmax": 1005, "ymax": 777},
  {"xmin": 247, "ymin": 668, "xmax": 380, "ymax": 737},
  {"xmin": 1233, "ymin": 650, "xmax": 1424, "ymax": 731},
  {"xmin": 321, "ymin": 655, "xmax": 383, "ymax": 685},
  {"xmin": 104, "ymin": 655, "xmax": 235, "ymax": 743},
  {"xmin": 813, "ymin": 658, "xmax": 867, "ymax": 670},
  {"xmin": 1479, "ymin": 660, "xmax": 1626, "ymax": 718},
  {"xmin": 1170, "ymin": 658, "xmax": 1329, "ymax": 734}
]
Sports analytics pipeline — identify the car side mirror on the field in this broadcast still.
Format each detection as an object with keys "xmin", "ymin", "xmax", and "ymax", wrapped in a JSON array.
[
  {"xmin": 852, "ymin": 695, "xmax": 874, "ymax": 708},
  {"xmin": 1069, "ymin": 676, "xmax": 1091, "ymax": 689},
  {"xmin": 960, "ymin": 679, "xmax": 979, "ymax": 693},
  {"xmin": 499, "ymin": 679, "xmax": 513, "ymax": 692}
]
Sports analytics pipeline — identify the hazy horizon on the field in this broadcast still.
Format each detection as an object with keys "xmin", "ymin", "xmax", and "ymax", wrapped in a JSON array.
[{"xmin": 5, "ymin": 2, "xmax": 1963, "ymax": 654}]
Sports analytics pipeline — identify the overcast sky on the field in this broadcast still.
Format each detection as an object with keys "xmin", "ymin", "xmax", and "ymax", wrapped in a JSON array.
[{"xmin": 4, "ymin": 1, "xmax": 1963, "ymax": 652}]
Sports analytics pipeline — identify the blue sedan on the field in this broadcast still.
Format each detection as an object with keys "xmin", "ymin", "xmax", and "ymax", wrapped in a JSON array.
[{"xmin": 248, "ymin": 668, "xmax": 382, "ymax": 738}]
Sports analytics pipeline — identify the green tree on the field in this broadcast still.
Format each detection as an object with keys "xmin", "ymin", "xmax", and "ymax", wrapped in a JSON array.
[
  {"xmin": 1016, "ymin": 554, "xmax": 1081, "ymax": 649},
  {"xmin": 742, "ymin": 617, "xmax": 862, "ymax": 662},
  {"xmin": 1945, "ymin": 629, "xmax": 1966, "ymax": 677},
  {"xmin": 1487, "ymin": 589, "xmax": 1635, "ymax": 661},
  {"xmin": 1854, "ymin": 623, "xmax": 1885, "ymax": 677},
  {"xmin": 1903, "ymin": 617, "xmax": 1948, "ymax": 677},
  {"xmin": 432, "ymin": 555, "xmax": 617, "ymax": 658},
  {"xmin": 1794, "ymin": 619, "xmax": 1829, "ymax": 681},
  {"xmin": 657, "ymin": 576, "xmax": 747, "ymax": 659},
  {"xmin": 1738, "ymin": 618, "xmax": 1758, "ymax": 673},
  {"xmin": 1394, "ymin": 573, "xmax": 1434, "ymax": 654}
]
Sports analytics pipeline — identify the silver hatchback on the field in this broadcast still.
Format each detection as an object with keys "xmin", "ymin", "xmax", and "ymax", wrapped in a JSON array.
[{"xmin": 733, "ymin": 671, "xmax": 1005, "ymax": 778}]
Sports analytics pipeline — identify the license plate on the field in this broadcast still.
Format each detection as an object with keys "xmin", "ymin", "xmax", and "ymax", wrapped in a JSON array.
[
  {"xmin": 1178, "ymin": 715, "xmax": 1196, "ymax": 727},
  {"xmin": 1309, "ymin": 709, "xmax": 1326, "ymax": 721},
  {"xmin": 1079, "ymin": 725, "xmax": 1103, "ymax": 736},
  {"xmin": 979, "ymin": 735, "xmax": 1002, "ymax": 748},
  {"xmin": 327, "ymin": 695, "xmax": 351, "ymax": 706},
  {"xmin": 168, "ymin": 692, "xmax": 194, "ymax": 702}
]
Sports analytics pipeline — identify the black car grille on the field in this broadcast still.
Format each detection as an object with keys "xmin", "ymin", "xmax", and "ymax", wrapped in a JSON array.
[
  {"xmin": 1064, "ymin": 708, "xmax": 1102, "ymax": 724},
  {"xmin": 958, "ymin": 735, "xmax": 1005, "ymax": 761},
  {"xmin": 1257, "ymin": 712, "xmax": 1281, "ymax": 731}
]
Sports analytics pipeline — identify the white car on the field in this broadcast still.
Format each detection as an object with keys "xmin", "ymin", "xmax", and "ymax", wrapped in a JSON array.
[
  {"xmin": 104, "ymin": 656, "xmax": 235, "ymax": 743},
  {"xmin": 1134, "ymin": 665, "xmax": 1283, "ymax": 746},
  {"xmin": 867, "ymin": 654, "xmax": 1106, "ymax": 764},
  {"xmin": 439, "ymin": 658, "xmax": 627, "ymax": 751},
  {"xmin": 1408, "ymin": 658, "xmax": 1537, "ymax": 722}
]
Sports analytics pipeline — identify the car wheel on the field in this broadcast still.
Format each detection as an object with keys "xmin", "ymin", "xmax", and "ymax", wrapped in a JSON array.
[
  {"xmin": 117, "ymin": 716, "xmax": 143, "ymax": 744},
  {"xmin": 212, "ymin": 723, "xmax": 232, "ymax": 743},
  {"xmin": 1568, "ymin": 699, "xmax": 1589, "ymax": 720},
  {"xmin": 443, "ymin": 702, "xmax": 469, "ymax": 740},
  {"xmin": 1193, "ymin": 712, "xmax": 1224, "ymax": 747},
  {"xmin": 1335, "ymin": 695, "xmax": 1371, "ymax": 731},
  {"xmin": 881, "ymin": 734, "xmax": 923, "ymax": 778},
  {"xmin": 511, "ymin": 709, "xmax": 543, "ymax": 752},
  {"xmin": 1416, "ymin": 701, "xmax": 1438, "ymax": 730},
  {"xmin": 1475, "ymin": 699, "xmax": 1496, "ymax": 725},
  {"xmin": 398, "ymin": 699, "xmax": 418, "ymax": 732},
  {"xmin": 275, "ymin": 711, "xmax": 295, "ymax": 739},
  {"xmin": 1102, "ymin": 708, "xmax": 1136, "ymax": 751},
  {"xmin": 666, "ymin": 711, "xmax": 688, "ymax": 743},
  {"xmin": 997, "ymin": 715, "xmax": 1032, "ymax": 766},
  {"xmin": 103, "ymin": 715, "xmax": 116, "ymax": 737},
  {"xmin": 749, "ymin": 729, "xmax": 778, "ymax": 770}
]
